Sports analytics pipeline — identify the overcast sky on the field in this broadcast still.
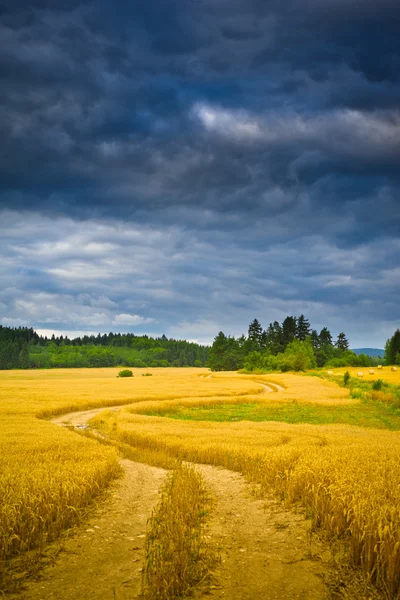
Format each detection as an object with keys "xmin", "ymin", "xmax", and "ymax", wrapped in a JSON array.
[{"xmin": 1, "ymin": 0, "xmax": 399, "ymax": 346}]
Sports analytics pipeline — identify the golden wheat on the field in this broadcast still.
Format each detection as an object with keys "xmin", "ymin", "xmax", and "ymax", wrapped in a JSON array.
[
  {"xmin": 325, "ymin": 366, "xmax": 400, "ymax": 386},
  {"xmin": 2, "ymin": 367, "xmax": 400, "ymax": 596},
  {"xmin": 0, "ymin": 417, "xmax": 120, "ymax": 572},
  {"xmin": 0, "ymin": 367, "xmax": 244, "ymax": 579},
  {"xmin": 89, "ymin": 372, "xmax": 400, "ymax": 597},
  {"xmin": 142, "ymin": 463, "xmax": 213, "ymax": 599}
]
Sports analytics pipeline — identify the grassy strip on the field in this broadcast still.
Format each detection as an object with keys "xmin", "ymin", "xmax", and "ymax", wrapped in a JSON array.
[
  {"xmin": 143, "ymin": 399, "xmax": 400, "ymax": 429},
  {"xmin": 142, "ymin": 464, "xmax": 214, "ymax": 600}
]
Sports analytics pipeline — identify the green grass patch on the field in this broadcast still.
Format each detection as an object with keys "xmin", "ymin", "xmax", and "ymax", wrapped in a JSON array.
[{"xmin": 144, "ymin": 401, "xmax": 400, "ymax": 429}]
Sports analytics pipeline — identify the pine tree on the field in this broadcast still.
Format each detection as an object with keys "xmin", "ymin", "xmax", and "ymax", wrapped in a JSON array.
[
  {"xmin": 247, "ymin": 319, "xmax": 263, "ymax": 352},
  {"xmin": 319, "ymin": 327, "xmax": 333, "ymax": 347},
  {"xmin": 315, "ymin": 327, "xmax": 334, "ymax": 366},
  {"xmin": 266, "ymin": 321, "xmax": 283, "ymax": 355},
  {"xmin": 384, "ymin": 329, "xmax": 400, "ymax": 365},
  {"xmin": 335, "ymin": 332, "xmax": 349, "ymax": 352},
  {"xmin": 208, "ymin": 332, "xmax": 243, "ymax": 371},
  {"xmin": 295, "ymin": 314, "xmax": 311, "ymax": 341},
  {"xmin": 281, "ymin": 316, "xmax": 297, "ymax": 349},
  {"xmin": 310, "ymin": 329, "xmax": 320, "ymax": 349},
  {"xmin": 260, "ymin": 329, "xmax": 268, "ymax": 349}
]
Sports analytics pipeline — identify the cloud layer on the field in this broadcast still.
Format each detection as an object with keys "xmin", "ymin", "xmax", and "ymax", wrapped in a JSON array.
[{"xmin": 1, "ymin": 0, "xmax": 399, "ymax": 346}]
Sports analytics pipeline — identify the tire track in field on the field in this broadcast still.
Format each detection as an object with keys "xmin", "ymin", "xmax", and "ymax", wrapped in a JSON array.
[
  {"xmin": 9, "ymin": 459, "xmax": 166, "ymax": 600},
  {"xmin": 9, "ymin": 407, "xmax": 166, "ymax": 600},
  {"xmin": 258, "ymin": 381, "xmax": 286, "ymax": 394},
  {"xmin": 195, "ymin": 464, "xmax": 328, "ymax": 599}
]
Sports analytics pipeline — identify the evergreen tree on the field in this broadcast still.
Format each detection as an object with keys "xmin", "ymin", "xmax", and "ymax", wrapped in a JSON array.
[
  {"xmin": 310, "ymin": 329, "xmax": 320, "ymax": 349},
  {"xmin": 319, "ymin": 327, "xmax": 333, "ymax": 347},
  {"xmin": 315, "ymin": 327, "xmax": 334, "ymax": 366},
  {"xmin": 384, "ymin": 329, "xmax": 400, "ymax": 365},
  {"xmin": 208, "ymin": 332, "xmax": 243, "ymax": 371},
  {"xmin": 335, "ymin": 332, "xmax": 349, "ymax": 352},
  {"xmin": 264, "ymin": 323, "xmax": 274, "ymax": 352},
  {"xmin": 260, "ymin": 329, "xmax": 268, "ymax": 349},
  {"xmin": 247, "ymin": 318, "xmax": 263, "ymax": 352},
  {"xmin": 265, "ymin": 321, "xmax": 284, "ymax": 355},
  {"xmin": 296, "ymin": 314, "xmax": 311, "ymax": 341},
  {"xmin": 281, "ymin": 316, "xmax": 297, "ymax": 349}
]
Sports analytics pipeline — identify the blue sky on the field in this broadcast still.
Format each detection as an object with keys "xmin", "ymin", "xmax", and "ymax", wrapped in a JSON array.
[{"xmin": 1, "ymin": 0, "xmax": 399, "ymax": 346}]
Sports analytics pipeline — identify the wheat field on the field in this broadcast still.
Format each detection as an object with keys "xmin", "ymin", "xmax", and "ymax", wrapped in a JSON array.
[
  {"xmin": 1, "ymin": 367, "xmax": 400, "ymax": 597},
  {"xmin": 0, "ymin": 368, "xmax": 254, "ymax": 576},
  {"xmin": 324, "ymin": 366, "xmax": 400, "ymax": 385}
]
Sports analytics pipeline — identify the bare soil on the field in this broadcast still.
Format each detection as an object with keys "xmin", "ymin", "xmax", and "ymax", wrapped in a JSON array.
[
  {"xmin": 8, "ymin": 407, "xmax": 331, "ymax": 600},
  {"xmin": 195, "ymin": 465, "xmax": 328, "ymax": 599}
]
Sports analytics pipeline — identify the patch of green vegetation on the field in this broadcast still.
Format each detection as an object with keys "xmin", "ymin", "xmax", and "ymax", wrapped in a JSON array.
[
  {"xmin": 118, "ymin": 369, "xmax": 133, "ymax": 377},
  {"xmin": 144, "ymin": 400, "xmax": 400, "ymax": 430},
  {"xmin": 308, "ymin": 371, "xmax": 400, "ymax": 408}
]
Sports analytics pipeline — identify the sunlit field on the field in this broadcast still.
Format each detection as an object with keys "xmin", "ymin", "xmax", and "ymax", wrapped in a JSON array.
[
  {"xmin": 2, "ymin": 367, "xmax": 400, "ymax": 596},
  {"xmin": 0, "ymin": 367, "xmax": 257, "ymax": 418},
  {"xmin": 0, "ymin": 367, "xmax": 255, "ymax": 586},
  {"xmin": 322, "ymin": 365, "xmax": 400, "ymax": 385},
  {"xmin": 0, "ymin": 372, "xmax": 123, "ymax": 588}
]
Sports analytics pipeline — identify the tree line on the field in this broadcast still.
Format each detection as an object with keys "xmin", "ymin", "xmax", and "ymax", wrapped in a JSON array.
[
  {"xmin": 208, "ymin": 315, "xmax": 391, "ymax": 372},
  {"xmin": 385, "ymin": 329, "xmax": 400, "ymax": 366},
  {"xmin": 0, "ymin": 326, "xmax": 209, "ymax": 369},
  {"xmin": 1, "ymin": 323, "xmax": 398, "ymax": 372}
]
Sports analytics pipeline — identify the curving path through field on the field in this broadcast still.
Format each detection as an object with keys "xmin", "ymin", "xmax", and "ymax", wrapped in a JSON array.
[
  {"xmin": 260, "ymin": 381, "xmax": 285, "ymax": 393},
  {"xmin": 12, "ymin": 386, "xmax": 330, "ymax": 600}
]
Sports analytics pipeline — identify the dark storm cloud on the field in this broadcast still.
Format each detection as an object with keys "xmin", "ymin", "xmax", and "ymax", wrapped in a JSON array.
[
  {"xmin": 1, "ymin": 210, "xmax": 398, "ymax": 346},
  {"xmin": 0, "ymin": 0, "xmax": 399, "ymax": 345}
]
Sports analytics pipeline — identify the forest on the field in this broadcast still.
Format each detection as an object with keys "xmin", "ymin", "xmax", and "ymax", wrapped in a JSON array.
[
  {"xmin": 0, "ymin": 327, "xmax": 208, "ymax": 369},
  {"xmin": 1, "ymin": 320, "xmax": 399, "ymax": 371},
  {"xmin": 208, "ymin": 316, "xmax": 400, "ymax": 372}
]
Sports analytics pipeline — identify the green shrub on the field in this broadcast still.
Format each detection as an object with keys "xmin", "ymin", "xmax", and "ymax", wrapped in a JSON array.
[
  {"xmin": 118, "ymin": 369, "xmax": 133, "ymax": 378},
  {"xmin": 243, "ymin": 351, "xmax": 264, "ymax": 372},
  {"xmin": 343, "ymin": 371, "xmax": 350, "ymax": 385},
  {"xmin": 372, "ymin": 379, "xmax": 383, "ymax": 391},
  {"xmin": 279, "ymin": 338, "xmax": 317, "ymax": 372},
  {"xmin": 326, "ymin": 350, "xmax": 359, "ymax": 368},
  {"xmin": 131, "ymin": 359, "xmax": 146, "ymax": 368}
]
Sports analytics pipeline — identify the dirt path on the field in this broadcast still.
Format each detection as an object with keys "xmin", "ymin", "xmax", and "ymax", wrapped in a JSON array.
[
  {"xmin": 10, "ymin": 404, "xmax": 330, "ymax": 599},
  {"xmin": 8, "ymin": 408, "xmax": 166, "ymax": 600},
  {"xmin": 195, "ymin": 465, "xmax": 328, "ymax": 599},
  {"xmin": 9, "ymin": 458, "xmax": 165, "ymax": 600},
  {"xmin": 260, "ymin": 382, "xmax": 285, "ymax": 393}
]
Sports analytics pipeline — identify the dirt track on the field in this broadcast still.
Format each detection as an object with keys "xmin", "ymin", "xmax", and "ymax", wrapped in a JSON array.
[{"xmin": 10, "ymin": 405, "xmax": 330, "ymax": 599}]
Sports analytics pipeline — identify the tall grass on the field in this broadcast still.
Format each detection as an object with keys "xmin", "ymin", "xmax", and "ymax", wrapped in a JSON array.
[
  {"xmin": 0, "ymin": 417, "xmax": 120, "ymax": 591},
  {"xmin": 142, "ymin": 464, "xmax": 214, "ymax": 599}
]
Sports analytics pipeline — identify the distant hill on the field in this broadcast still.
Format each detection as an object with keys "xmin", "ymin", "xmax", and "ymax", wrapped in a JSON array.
[{"xmin": 351, "ymin": 348, "xmax": 384, "ymax": 358}]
